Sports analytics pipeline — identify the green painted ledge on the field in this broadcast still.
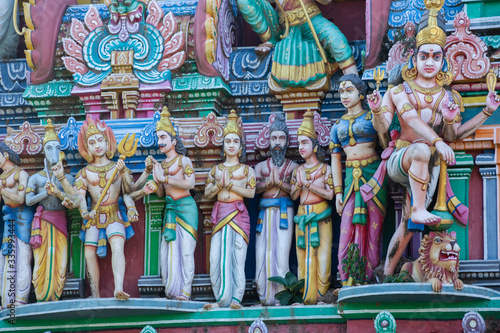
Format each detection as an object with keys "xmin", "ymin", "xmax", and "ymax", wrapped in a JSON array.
[{"xmin": 0, "ymin": 299, "xmax": 343, "ymax": 332}]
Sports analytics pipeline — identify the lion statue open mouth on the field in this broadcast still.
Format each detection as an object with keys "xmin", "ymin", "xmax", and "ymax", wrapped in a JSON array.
[{"xmin": 402, "ymin": 231, "xmax": 464, "ymax": 292}]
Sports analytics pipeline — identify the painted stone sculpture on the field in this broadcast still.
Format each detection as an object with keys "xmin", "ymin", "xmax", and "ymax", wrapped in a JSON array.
[
  {"xmin": 365, "ymin": 0, "xmax": 500, "ymax": 276},
  {"xmin": 48, "ymin": 115, "xmax": 138, "ymax": 300},
  {"xmin": 0, "ymin": 0, "xmax": 19, "ymax": 60},
  {"xmin": 0, "ymin": 142, "xmax": 33, "ymax": 308},
  {"xmin": 204, "ymin": 110, "xmax": 256, "ymax": 309},
  {"xmin": 291, "ymin": 110, "xmax": 334, "ymax": 305},
  {"xmin": 133, "ymin": 108, "xmax": 198, "ymax": 300},
  {"xmin": 254, "ymin": 113, "xmax": 298, "ymax": 306},
  {"xmin": 402, "ymin": 231, "xmax": 463, "ymax": 292},
  {"xmin": 331, "ymin": 75, "xmax": 387, "ymax": 286},
  {"xmin": 237, "ymin": 0, "xmax": 358, "ymax": 90},
  {"xmin": 25, "ymin": 120, "xmax": 74, "ymax": 302}
]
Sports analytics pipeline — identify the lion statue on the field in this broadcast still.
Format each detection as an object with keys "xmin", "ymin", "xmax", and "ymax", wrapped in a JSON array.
[{"xmin": 402, "ymin": 231, "xmax": 463, "ymax": 292}]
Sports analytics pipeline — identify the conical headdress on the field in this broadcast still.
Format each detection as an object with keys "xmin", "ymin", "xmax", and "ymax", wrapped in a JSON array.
[
  {"xmin": 223, "ymin": 109, "xmax": 242, "ymax": 138},
  {"xmin": 43, "ymin": 119, "xmax": 60, "ymax": 146},
  {"xmin": 156, "ymin": 107, "xmax": 176, "ymax": 136},
  {"xmin": 297, "ymin": 110, "xmax": 317, "ymax": 140},
  {"xmin": 416, "ymin": 0, "xmax": 446, "ymax": 49}
]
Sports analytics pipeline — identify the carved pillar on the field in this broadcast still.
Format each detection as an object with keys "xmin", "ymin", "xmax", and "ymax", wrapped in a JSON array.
[
  {"xmin": 143, "ymin": 192, "xmax": 165, "ymax": 276},
  {"xmin": 67, "ymin": 208, "xmax": 85, "ymax": 279},
  {"xmin": 166, "ymin": 74, "xmax": 231, "ymax": 118},
  {"xmin": 477, "ymin": 153, "xmax": 498, "ymax": 259},
  {"xmin": 447, "ymin": 151, "xmax": 474, "ymax": 260}
]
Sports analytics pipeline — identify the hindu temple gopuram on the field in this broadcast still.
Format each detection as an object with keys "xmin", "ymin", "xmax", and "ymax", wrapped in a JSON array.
[{"xmin": 1, "ymin": 0, "xmax": 500, "ymax": 332}]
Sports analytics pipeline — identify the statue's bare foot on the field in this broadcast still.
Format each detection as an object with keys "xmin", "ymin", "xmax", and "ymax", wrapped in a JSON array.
[
  {"xmin": 410, "ymin": 208, "xmax": 441, "ymax": 225},
  {"xmin": 229, "ymin": 301, "xmax": 242, "ymax": 309},
  {"xmin": 114, "ymin": 291, "xmax": 130, "ymax": 300},
  {"xmin": 176, "ymin": 295, "xmax": 189, "ymax": 301},
  {"xmin": 255, "ymin": 42, "xmax": 274, "ymax": 56},
  {"xmin": 203, "ymin": 302, "xmax": 219, "ymax": 310}
]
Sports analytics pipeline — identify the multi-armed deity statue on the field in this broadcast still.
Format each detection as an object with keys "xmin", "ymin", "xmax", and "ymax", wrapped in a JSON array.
[
  {"xmin": 48, "ymin": 115, "xmax": 139, "ymax": 300},
  {"xmin": 26, "ymin": 120, "xmax": 74, "ymax": 302},
  {"xmin": 204, "ymin": 110, "xmax": 256, "ymax": 309},
  {"xmin": 254, "ymin": 113, "xmax": 298, "ymax": 306},
  {"xmin": 133, "ymin": 108, "xmax": 199, "ymax": 301},
  {"xmin": 331, "ymin": 75, "xmax": 387, "ymax": 286},
  {"xmin": 291, "ymin": 111, "xmax": 334, "ymax": 304},
  {"xmin": 0, "ymin": 142, "xmax": 33, "ymax": 308},
  {"xmin": 366, "ymin": 0, "xmax": 500, "ymax": 276}
]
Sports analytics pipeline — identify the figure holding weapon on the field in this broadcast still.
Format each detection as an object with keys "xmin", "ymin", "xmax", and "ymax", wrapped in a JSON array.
[{"xmin": 48, "ymin": 115, "xmax": 139, "ymax": 300}]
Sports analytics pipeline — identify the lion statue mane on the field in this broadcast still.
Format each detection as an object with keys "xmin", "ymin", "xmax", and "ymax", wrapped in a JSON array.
[{"xmin": 402, "ymin": 231, "xmax": 464, "ymax": 292}]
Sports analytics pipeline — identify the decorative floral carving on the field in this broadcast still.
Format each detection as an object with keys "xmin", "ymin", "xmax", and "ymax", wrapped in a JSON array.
[
  {"xmin": 10, "ymin": 122, "xmax": 42, "ymax": 155},
  {"xmin": 59, "ymin": 117, "xmax": 81, "ymax": 151},
  {"xmin": 255, "ymin": 114, "xmax": 276, "ymax": 150},
  {"xmin": 445, "ymin": 11, "xmax": 490, "ymax": 81},
  {"xmin": 313, "ymin": 111, "xmax": 331, "ymax": 146},
  {"xmin": 194, "ymin": 112, "xmax": 224, "ymax": 147},
  {"xmin": 62, "ymin": 1, "xmax": 186, "ymax": 87},
  {"xmin": 139, "ymin": 111, "xmax": 162, "ymax": 148}
]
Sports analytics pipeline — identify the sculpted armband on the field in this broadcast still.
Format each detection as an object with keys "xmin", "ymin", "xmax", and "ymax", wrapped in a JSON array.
[
  {"xmin": 247, "ymin": 177, "xmax": 256, "ymax": 189},
  {"xmin": 184, "ymin": 164, "xmax": 194, "ymax": 177}
]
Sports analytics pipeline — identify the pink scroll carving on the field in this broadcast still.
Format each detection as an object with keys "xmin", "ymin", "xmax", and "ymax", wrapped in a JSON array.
[
  {"xmin": 10, "ymin": 122, "xmax": 42, "ymax": 155},
  {"xmin": 194, "ymin": 112, "xmax": 224, "ymax": 147},
  {"xmin": 445, "ymin": 11, "xmax": 490, "ymax": 81}
]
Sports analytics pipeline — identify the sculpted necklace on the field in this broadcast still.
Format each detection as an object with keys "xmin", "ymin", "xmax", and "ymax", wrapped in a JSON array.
[
  {"xmin": 218, "ymin": 163, "xmax": 242, "ymax": 179},
  {"xmin": 0, "ymin": 166, "xmax": 20, "ymax": 186},
  {"xmin": 87, "ymin": 162, "xmax": 115, "ymax": 188},
  {"xmin": 304, "ymin": 162, "xmax": 321, "ymax": 181},
  {"xmin": 408, "ymin": 80, "xmax": 443, "ymax": 104},
  {"xmin": 161, "ymin": 155, "xmax": 182, "ymax": 171}
]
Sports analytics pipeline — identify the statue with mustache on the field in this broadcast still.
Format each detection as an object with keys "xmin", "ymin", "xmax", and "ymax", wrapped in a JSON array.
[{"xmin": 254, "ymin": 113, "xmax": 298, "ymax": 306}]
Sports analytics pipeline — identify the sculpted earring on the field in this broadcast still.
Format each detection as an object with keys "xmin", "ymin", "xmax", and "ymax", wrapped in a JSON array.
[
  {"xmin": 238, "ymin": 151, "xmax": 241, "ymax": 157},
  {"xmin": 5, "ymin": 156, "xmax": 8, "ymax": 160},
  {"xmin": 313, "ymin": 147, "xmax": 318, "ymax": 153}
]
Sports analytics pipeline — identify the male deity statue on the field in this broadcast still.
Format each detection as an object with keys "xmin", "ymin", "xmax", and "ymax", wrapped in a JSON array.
[
  {"xmin": 131, "ymin": 108, "xmax": 198, "ymax": 301},
  {"xmin": 290, "ymin": 110, "xmax": 334, "ymax": 305},
  {"xmin": 0, "ymin": 142, "xmax": 33, "ymax": 308},
  {"xmin": 254, "ymin": 113, "xmax": 298, "ymax": 306},
  {"xmin": 366, "ymin": 0, "xmax": 500, "ymax": 276},
  {"xmin": 26, "ymin": 120, "xmax": 74, "ymax": 302},
  {"xmin": 48, "ymin": 115, "xmax": 138, "ymax": 299},
  {"xmin": 237, "ymin": 0, "xmax": 358, "ymax": 89},
  {"xmin": 204, "ymin": 110, "xmax": 256, "ymax": 309}
]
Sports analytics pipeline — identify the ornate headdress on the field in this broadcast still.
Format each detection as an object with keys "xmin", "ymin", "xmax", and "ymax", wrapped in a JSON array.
[
  {"xmin": 77, "ymin": 115, "xmax": 117, "ymax": 163},
  {"xmin": 223, "ymin": 109, "xmax": 243, "ymax": 138},
  {"xmin": 416, "ymin": 0, "xmax": 446, "ymax": 49},
  {"xmin": 43, "ymin": 119, "xmax": 60, "ymax": 146},
  {"xmin": 297, "ymin": 110, "xmax": 317, "ymax": 140},
  {"xmin": 156, "ymin": 107, "xmax": 176, "ymax": 136}
]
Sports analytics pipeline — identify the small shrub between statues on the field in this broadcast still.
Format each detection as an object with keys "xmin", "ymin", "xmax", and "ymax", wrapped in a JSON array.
[
  {"xmin": 268, "ymin": 271, "xmax": 305, "ymax": 305},
  {"xmin": 342, "ymin": 243, "xmax": 369, "ymax": 286},
  {"xmin": 383, "ymin": 270, "xmax": 415, "ymax": 283}
]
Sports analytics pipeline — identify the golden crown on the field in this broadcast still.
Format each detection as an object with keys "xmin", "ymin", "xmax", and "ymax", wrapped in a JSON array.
[
  {"xmin": 43, "ymin": 119, "xmax": 60, "ymax": 146},
  {"xmin": 416, "ymin": 0, "xmax": 446, "ymax": 48},
  {"xmin": 297, "ymin": 110, "xmax": 317, "ymax": 140},
  {"xmin": 85, "ymin": 120, "xmax": 104, "ymax": 141},
  {"xmin": 223, "ymin": 109, "xmax": 242, "ymax": 138},
  {"xmin": 156, "ymin": 107, "xmax": 176, "ymax": 136}
]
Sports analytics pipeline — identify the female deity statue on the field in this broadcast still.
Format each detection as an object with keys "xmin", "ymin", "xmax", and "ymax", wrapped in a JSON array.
[{"xmin": 330, "ymin": 74, "xmax": 387, "ymax": 286}]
